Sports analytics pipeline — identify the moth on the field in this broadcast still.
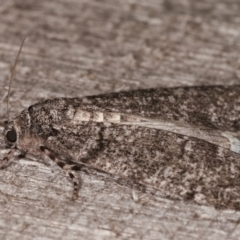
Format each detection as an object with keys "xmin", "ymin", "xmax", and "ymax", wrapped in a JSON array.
[{"xmin": 2, "ymin": 40, "xmax": 240, "ymax": 210}]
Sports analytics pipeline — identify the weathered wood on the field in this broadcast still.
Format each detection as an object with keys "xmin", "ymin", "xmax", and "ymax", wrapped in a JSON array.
[{"xmin": 1, "ymin": 0, "xmax": 240, "ymax": 239}]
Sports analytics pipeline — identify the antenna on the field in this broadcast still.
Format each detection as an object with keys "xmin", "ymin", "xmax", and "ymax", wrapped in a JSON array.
[{"xmin": 7, "ymin": 36, "xmax": 27, "ymax": 121}]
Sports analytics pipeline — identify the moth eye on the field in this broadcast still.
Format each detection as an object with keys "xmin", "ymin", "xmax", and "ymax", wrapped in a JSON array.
[
  {"xmin": 6, "ymin": 130, "xmax": 17, "ymax": 143},
  {"xmin": 28, "ymin": 105, "xmax": 34, "ymax": 113}
]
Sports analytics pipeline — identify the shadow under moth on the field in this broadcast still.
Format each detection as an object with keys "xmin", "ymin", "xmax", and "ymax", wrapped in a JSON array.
[{"xmin": 2, "ymin": 41, "xmax": 240, "ymax": 211}]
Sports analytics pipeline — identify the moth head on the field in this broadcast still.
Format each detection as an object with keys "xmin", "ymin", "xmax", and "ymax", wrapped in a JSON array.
[{"xmin": 3, "ymin": 121, "xmax": 18, "ymax": 148}]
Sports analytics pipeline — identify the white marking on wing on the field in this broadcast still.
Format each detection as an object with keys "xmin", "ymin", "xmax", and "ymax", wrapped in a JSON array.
[
  {"xmin": 118, "ymin": 115, "xmax": 235, "ymax": 153},
  {"xmin": 93, "ymin": 112, "xmax": 103, "ymax": 122},
  {"xmin": 104, "ymin": 113, "xmax": 121, "ymax": 122},
  {"xmin": 221, "ymin": 132, "xmax": 240, "ymax": 154},
  {"xmin": 72, "ymin": 110, "xmax": 92, "ymax": 122},
  {"xmin": 70, "ymin": 109, "xmax": 239, "ymax": 153}
]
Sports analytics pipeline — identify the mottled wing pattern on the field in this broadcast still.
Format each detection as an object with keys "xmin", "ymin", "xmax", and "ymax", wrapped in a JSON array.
[
  {"xmin": 5, "ymin": 85, "xmax": 240, "ymax": 209},
  {"xmin": 45, "ymin": 121, "xmax": 240, "ymax": 210},
  {"xmin": 81, "ymin": 85, "xmax": 240, "ymax": 131}
]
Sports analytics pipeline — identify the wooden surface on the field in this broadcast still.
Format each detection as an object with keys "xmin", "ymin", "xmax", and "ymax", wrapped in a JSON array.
[{"xmin": 1, "ymin": 0, "xmax": 240, "ymax": 239}]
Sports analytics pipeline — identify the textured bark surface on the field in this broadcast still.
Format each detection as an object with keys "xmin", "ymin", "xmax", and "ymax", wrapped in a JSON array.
[{"xmin": 1, "ymin": 0, "xmax": 240, "ymax": 239}]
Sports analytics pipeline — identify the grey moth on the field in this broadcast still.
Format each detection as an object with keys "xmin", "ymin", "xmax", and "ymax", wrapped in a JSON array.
[{"xmin": 2, "ymin": 39, "xmax": 240, "ymax": 210}]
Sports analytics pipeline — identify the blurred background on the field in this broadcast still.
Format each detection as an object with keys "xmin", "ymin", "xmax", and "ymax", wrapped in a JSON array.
[{"xmin": 1, "ymin": 0, "xmax": 240, "ymax": 239}]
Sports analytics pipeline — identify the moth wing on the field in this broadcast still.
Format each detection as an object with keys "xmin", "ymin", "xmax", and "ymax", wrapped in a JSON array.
[
  {"xmin": 43, "ymin": 121, "xmax": 240, "ymax": 209},
  {"xmin": 81, "ymin": 85, "xmax": 240, "ymax": 132}
]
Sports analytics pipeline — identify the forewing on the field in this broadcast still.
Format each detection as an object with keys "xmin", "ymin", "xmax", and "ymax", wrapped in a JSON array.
[
  {"xmin": 46, "ymin": 121, "xmax": 240, "ymax": 210},
  {"xmin": 79, "ymin": 85, "xmax": 240, "ymax": 131},
  {"xmin": 21, "ymin": 85, "xmax": 240, "ymax": 209}
]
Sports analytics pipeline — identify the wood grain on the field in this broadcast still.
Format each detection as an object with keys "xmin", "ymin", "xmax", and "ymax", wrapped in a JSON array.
[{"xmin": 1, "ymin": 0, "xmax": 240, "ymax": 239}]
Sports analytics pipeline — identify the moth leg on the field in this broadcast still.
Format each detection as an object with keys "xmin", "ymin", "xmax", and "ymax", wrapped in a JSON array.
[
  {"xmin": 0, "ymin": 147, "xmax": 16, "ymax": 169},
  {"xmin": 40, "ymin": 146, "xmax": 81, "ymax": 200}
]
